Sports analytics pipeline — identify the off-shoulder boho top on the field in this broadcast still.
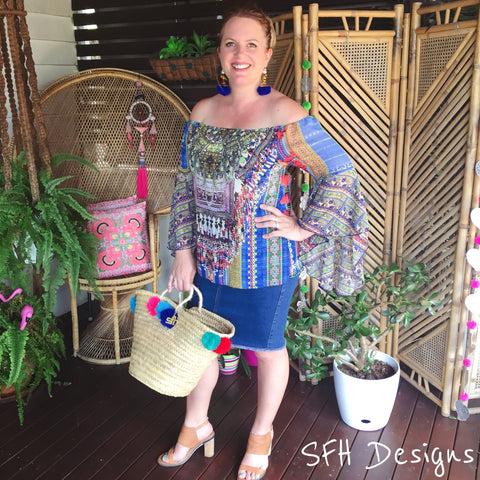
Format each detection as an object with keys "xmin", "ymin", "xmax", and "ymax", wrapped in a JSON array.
[{"xmin": 167, "ymin": 115, "xmax": 369, "ymax": 295}]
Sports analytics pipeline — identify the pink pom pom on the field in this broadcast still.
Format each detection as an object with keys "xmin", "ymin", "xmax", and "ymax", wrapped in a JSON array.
[
  {"xmin": 471, "ymin": 279, "xmax": 480, "ymax": 289},
  {"xmin": 463, "ymin": 358, "xmax": 472, "ymax": 368},
  {"xmin": 475, "ymin": 236, "xmax": 480, "ymax": 245},
  {"xmin": 147, "ymin": 296, "xmax": 161, "ymax": 315},
  {"xmin": 459, "ymin": 392, "xmax": 469, "ymax": 402},
  {"xmin": 467, "ymin": 320, "xmax": 477, "ymax": 330}
]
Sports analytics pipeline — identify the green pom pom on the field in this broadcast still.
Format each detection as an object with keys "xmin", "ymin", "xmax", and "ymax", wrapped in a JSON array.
[
  {"xmin": 302, "ymin": 60, "xmax": 312, "ymax": 70},
  {"xmin": 302, "ymin": 101, "xmax": 311, "ymax": 111},
  {"xmin": 202, "ymin": 332, "xmax": 221, "ymax": 351},
  {"xmin": 301, "ymin": 183, "xmax": 309, "ymax": 192},
  {"xmin": 300, "ymin": 285, "xmax": 309, "ymax": 293}
]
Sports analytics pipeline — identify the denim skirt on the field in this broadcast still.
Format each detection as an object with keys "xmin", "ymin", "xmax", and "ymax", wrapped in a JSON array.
[{"xmin": 191, "ymin": 274, "xmax": 298, "ymax": 351}]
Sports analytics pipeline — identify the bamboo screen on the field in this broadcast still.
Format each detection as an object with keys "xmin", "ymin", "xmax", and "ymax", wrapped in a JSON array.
[
  {"xmin": 297, "ymin": 4, "xmax": 407, "ymax": 358},
  {"xmin": 283, "ymin": 1, "xmax": 480, "ymax": 416},
  {"xmin": 269, "ymin": 12, "xmax": 298, "ymax": 99},
  {"xmin": 395, "ymin": 0, "xmax": 480, "ymax": 417},
  {"xmin": 307, "ymin": 4, "xmax": 405, "ymax": 273}
]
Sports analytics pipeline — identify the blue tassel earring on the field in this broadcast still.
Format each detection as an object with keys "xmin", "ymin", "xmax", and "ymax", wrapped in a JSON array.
[
  {"xmin": 216, "ymin": 70, "xmax": 230, "ymax": 96},
  {"xmin": 257, "ymin": 68, "xmax": 271, "ymax": 96}
]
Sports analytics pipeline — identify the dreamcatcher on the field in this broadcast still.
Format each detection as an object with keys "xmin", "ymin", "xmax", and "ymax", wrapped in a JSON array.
[{"xmin": 125, "ymin": 81, "xmax": 157, "ymax": 199}]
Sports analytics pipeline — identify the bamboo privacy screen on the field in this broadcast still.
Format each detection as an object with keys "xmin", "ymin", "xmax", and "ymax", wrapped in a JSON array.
[
  {"xmin": 296, "ymin": 4, "xmax": 407, "ymax": 366},
  {"xmin": 269, "ymin": 13, "xmax": 297, "ymax": 98},
  {"xmin": 288, "ymin": 1, "xmax": 480, "ymax": 416},
  {"xmin": 396, "ymin": 0, "xmax": 480, "ymax": 416}
]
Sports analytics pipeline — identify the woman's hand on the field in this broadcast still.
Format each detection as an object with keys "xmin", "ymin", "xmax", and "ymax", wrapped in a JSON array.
[
  {"xmin": 255, "ymin": 204, "xmax": 314, "ymax": 242},
  {"xmin": 168, "ymin": 249, "xmax": 196, "ymax": 292}
]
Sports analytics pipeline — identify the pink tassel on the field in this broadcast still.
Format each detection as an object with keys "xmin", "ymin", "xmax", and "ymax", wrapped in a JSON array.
[
  {"xmin": 281, "ymin": 174, "xmax": 290, "ymax": 186},
  {"xmin": 126, "ymin": 121, "xmax": 133, "ymax": 150},
  {"xmin": 138, "ymin": 136, "xmax": 145, "ymax": 153},
  {"xmin": 137, "ymin": 167, "xmax": 148, "ymax": 199}
]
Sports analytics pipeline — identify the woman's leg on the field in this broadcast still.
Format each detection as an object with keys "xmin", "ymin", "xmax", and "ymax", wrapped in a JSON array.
[
  {"xmin": 238, "ymin": 347, "xmax": 290, "ymax": 479},
  {"xmin": 164, "ymin": 357, "xmax": 219, "ymax": 462}
]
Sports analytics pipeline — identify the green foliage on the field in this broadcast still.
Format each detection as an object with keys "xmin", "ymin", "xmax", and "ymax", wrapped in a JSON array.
[
  {"xmin": 0, "ymin": 152, "xmax": 100, "ymax": 424},
  {"xmin": 159, "ymin": 32, "xmax": 215, "ymax": 59},
  {"xmin": 286, "ymin": 261, "xmax": 442, "ymax": 380}
]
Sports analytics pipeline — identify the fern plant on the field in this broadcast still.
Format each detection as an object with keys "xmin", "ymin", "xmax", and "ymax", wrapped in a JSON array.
[{"xmin": 0, "ymin": 151, "xmax": 100, "ymax": 423}]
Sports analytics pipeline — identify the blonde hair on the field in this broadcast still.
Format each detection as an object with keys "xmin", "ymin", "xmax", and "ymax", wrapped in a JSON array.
[{"xmin": 219, "ymin": 2, "xmax": 276, "ymax": 49}]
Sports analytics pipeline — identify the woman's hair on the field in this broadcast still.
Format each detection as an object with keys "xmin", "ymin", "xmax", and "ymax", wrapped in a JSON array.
[{"xmin": 219, "ymin": 2, "xmax": 276, "ymax": 49}]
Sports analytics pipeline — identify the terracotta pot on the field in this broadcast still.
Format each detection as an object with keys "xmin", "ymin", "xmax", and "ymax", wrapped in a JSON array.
[{"xmin": 149, "ymin": 52, "xmax": 221, "ymax": 82}]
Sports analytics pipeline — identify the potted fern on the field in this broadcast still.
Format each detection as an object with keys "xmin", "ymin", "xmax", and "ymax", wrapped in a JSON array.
[
  {"xmin": 286, "ymin": 261, "xmax": 441, "ymax": 430},
  {"xmin": 0, "ymin": 151, "xmax": 100, "ymax": 424},
  {"xmin": 150, "ymin": 32, "xmax": 220, "ymax": 82}
]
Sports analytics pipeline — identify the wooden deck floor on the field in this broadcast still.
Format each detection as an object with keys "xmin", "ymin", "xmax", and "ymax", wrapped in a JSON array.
[{"xmin": 1, "ymin": 348, "xmax": 480, "ymax": 480}]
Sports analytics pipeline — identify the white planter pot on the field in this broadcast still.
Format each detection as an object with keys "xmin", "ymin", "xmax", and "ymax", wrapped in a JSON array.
[{"xmin": 333, "ymin": 350, "xmax": 400, "ymax": 431}]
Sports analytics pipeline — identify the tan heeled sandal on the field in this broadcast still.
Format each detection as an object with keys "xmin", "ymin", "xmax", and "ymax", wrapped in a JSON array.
[
  {"xmin": 238, "ymin": 430, "xmax": 273, "ymax": 480},
  {"xmin": 157, "ymin": 419, "xmax": 215, "ymax": 467}
]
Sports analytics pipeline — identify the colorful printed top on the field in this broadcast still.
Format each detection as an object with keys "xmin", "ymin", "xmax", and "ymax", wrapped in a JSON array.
[{"xmin": 168, "ymin": 116, "xmax": 369, "ymax": 295}]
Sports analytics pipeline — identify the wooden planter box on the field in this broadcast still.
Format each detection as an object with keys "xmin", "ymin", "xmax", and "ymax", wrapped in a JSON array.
[{"xmin": 149, "ymin": 52, "xmax": 220, "ymax": 82}]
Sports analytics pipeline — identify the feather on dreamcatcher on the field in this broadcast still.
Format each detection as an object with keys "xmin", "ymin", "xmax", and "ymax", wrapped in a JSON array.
[{"xmin": 125, "ymin": 81, "xmax": 157, "ymax": 199}]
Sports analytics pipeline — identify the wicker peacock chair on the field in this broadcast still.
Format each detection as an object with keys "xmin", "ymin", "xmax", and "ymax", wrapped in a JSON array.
[{"xmin": 40, "ymin": 68, "xmax": 190, "ymax": 364}]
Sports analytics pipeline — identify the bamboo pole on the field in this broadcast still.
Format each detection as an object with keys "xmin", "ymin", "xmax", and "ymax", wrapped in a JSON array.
[
  {"xmin": 419, "ymin": 0, "xmax": 479, "ymax": 16},
  {"xmin": 441, "ymin": 4, "xmax": 480, "ymax": 418},
  {"xmin": 450, "ymin": 4, "xmax": 480, "ymax": 414},
  {"xmin": 385, "ymin": 4, "xmax": 404, "ymax": 356},
  {"xmin": 293, "ymin": 6, "xmax": 302, "ymax": 104},
  {"xmin": 309, "ymin": 3, "xmax": 319, "ymax": 120},
  {"xmin": 396, "ymin": 3, "xmax": 421, "ymax": 264}
]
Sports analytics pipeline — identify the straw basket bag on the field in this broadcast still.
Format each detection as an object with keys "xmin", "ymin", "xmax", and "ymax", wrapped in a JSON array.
[{"xmin": 128, "ymin": 286, "xmax": 235, "ymax": 397}]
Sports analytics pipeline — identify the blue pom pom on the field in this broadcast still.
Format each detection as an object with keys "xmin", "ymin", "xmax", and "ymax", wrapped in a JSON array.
[
  {"xmin": 155, "ymin": 300, "xmax": 171, "ymax": 315},
  {"xmin": 159, "ymin": 308, "xmax": 177, "ymax": 329},
  {"xmin": 202, "ymin": 332, "xmax": 221, "ymax": 350},
  {"xmin": 216, "ymin": 85, "xmax": 230, "ymax": 96},
  {"xmin": 257, "ymin": 85, "xmax": 271, "ymax": 96},
  {"xmin": 130, "ymin": 296, "xmax": 136, "ymax": 313}
]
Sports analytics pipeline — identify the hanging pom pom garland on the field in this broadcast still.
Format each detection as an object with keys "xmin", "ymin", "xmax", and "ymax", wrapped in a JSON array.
[
  {"xmin": 461, "ymin": 193, "xmax": 480, "ymax": 420},
  {"xmin": 125, "ymin": 81, "xmax": 156, "ymax": 200}
]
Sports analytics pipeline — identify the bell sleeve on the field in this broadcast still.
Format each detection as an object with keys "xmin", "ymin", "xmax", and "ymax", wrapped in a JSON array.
[
  {"xmin": 282, "ymin": 116, "xmax": 369, "ymax": 295},
  {"xmin": 167, "ymin": 122, "xmax": 197, "ymax": 253}
]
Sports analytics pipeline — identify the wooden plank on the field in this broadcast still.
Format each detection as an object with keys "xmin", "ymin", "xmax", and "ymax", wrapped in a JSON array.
[
  {"xmin": 392, "ymin": 393, "xmax": 438, "ymax": 480},
  {"xmin": 364, "ymin": 380, "xmax": 420, "ymax": 480},
  {"xmin": 447, "ymin": 410, "xmax": 480, "ymax": 480},
  {"xmin": 113, "ymin": 371, "xmax": 256, "ymax": 479}
]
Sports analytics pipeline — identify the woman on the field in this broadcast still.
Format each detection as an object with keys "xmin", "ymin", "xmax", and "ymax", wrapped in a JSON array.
[{"xmin": 161, "ymin": 3, "xmax": 369, "ymax": 479}]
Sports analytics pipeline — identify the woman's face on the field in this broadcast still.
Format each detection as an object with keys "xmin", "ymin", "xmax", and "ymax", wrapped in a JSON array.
[{"xmin": 218, "ymin": 16, "xmax": 272, "ymax": 89}]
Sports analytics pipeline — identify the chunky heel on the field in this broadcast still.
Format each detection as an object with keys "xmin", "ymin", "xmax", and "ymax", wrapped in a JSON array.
[
  {"xmin": 157, "ymin": 419, "xmax": 215, "ymax": 467},
  {"xmin": 204, "ymin": 437, "xmax": 215, "ymax": 457}
]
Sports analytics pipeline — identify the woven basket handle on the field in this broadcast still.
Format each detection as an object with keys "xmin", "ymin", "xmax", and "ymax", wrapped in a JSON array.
[{"xmin": 160, "ymin": 285, "xmax": 203, "ymax": 311}]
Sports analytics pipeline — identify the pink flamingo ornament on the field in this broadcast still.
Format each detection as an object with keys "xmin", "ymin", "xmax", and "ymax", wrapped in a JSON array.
[{"xmin": 20, "ymin": 305, "xmax": 34, "ymax": 331}]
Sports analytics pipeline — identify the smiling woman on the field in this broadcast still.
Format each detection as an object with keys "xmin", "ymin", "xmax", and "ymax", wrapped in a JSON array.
[{"xmin": 161, "ymin": 3, "xmax": 368, "ymax": 480}]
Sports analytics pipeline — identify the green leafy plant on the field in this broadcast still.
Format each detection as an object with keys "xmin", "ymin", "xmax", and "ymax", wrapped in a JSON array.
[
  {"xmin": 0, "ymin": 151, "xmax": 100, "ymax": 423},
  {"xmin": 158, "ymin": 32, "xmax": 215, "ymax": 59},
  {"xmin": 286, "ymin": 261, "xmax": 442, "ymax": 382},
  {"xmin": 189, "ymin": 32, "xmax": 216, "ymax": 57}
]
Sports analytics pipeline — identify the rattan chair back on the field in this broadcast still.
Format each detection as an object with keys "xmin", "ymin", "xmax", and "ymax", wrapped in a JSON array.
[
  {"xmin": 40, "ymin": 68, "xmax": 190, "ymax": 214},
  {"xmin": 39, "ymin": 68, "xmax": 190, "ymax": 364}
]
